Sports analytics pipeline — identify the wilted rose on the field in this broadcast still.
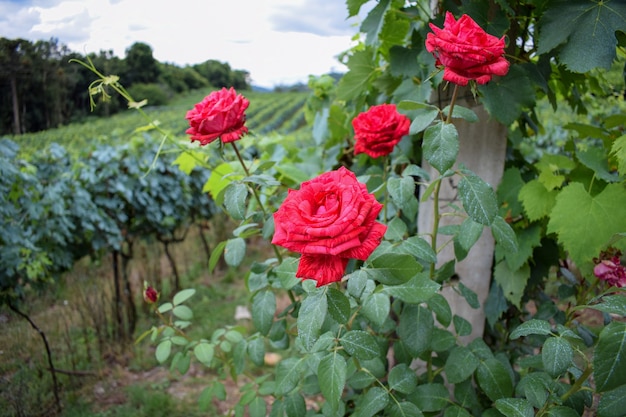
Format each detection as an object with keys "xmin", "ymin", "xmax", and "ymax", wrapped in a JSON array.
[
  {"xmin": 185, "ymin": 87, "xmax": 250, "ymax": 145},
  {"xmin": 272, "ymin": 167, "xmax": 387, "ymax": 286},
  {"xmin": 425, "ymin": 12, "xmax": 509, "ymax": 86},
  {"xmin": 352, "ymin": 104, "xmax": 410, "ymax": 158},
  {"xmin": 593, "ymin": 249, "xmax": 626, "ymax": 287}
]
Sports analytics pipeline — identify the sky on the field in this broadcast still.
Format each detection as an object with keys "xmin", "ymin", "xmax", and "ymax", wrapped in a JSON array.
[{"xmin": 0, "ymin": 0, "xmax": 370, "ymax": 88}]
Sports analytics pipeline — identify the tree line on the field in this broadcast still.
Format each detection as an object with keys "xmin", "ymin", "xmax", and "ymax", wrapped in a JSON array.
[{"xmin": 0, "ymin": 37, "xmax": 251, "ymax": 135}]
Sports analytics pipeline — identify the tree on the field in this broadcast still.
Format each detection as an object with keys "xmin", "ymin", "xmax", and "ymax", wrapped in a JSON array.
[{"xmin": 124, "ymin": 42, "xmax": 160, "ymax": 86}]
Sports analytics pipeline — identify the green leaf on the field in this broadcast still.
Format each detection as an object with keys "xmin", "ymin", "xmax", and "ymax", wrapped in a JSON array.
[
  {"xmin": 594, "ymin": 321, "xmax": 626, "ymax": 392},
  {"xmin": 446, "ymin": 346, "xmax": 478, "ymax": 384},
  {"xmin": 547, "ymin": 183, "xmax": 626, "ymax": 270},
  {"xmin": 318, "ymin": 351, "xmax": 347, "ymax": 412},
  {"xmin": 476, "ymin": 358, "xmax": 513, "ymax": 401},
  {"xmin": 172, "ymin": 150, "xmax": 205, "ymax": 175},
  {"xmin": 388, "ymin": 176, "xmax": 416, "ymax": 207},
  {"xmin": 155, "ymin": 340, "xmax": 172, "ymax": 364},
  {"xmin": 497, "ymin": 223, "xmax": 542, "ymax": 271},
  {"xmin": 423, "ymin": 121, "xmax": 459, "ymax": 174},
  {"xmin": 516, "ymin": 372, "xmax": 554, "ymax": 409},
  {"xmin": 408, "ymin": 383, "xmax": 449, "ymax": 412},
  {"xmin": 224, "ymin": 182, "xmax": 248, "ymax": 220},
  {"xmin": 327, "ymin": 288, "xmax": 351, "ymax": 324},
  {"xmin": 510, "ymin": 319, "xmax": 552, "ymax": 339},
  {"xmin": 491, "ymin": 216, "xmax": 518, "ymax": 255},
  {"xmin": 443, "ymin": 405, "xmax": 471, "ymax": 417},
  {"xmin": 340, "ymin": 330, "xmax": 380, "ymax": 360},
  {"xmin": 498, "ymin": 167, "xmax": 525, "ymax": 218},
  {"xmin": 577, "ymin": 146, "xmax": 620, "ymax": 183},
  {"xmin": 194, "ymin": 342, "xmax": 215, "ymax": 366},
  {"xmin": 224, "ymin": 237, "xmax": 246, "ymax": 267},
  {"xmin": 537, "ymin": 0, "xmax": 626, "ymax": 73},
  {"xmin": 385, "ymin": 217, "xmax": 408, "ymax": 241},
  {"xmin": 588, "ymin": 295, "xmax": 626, "ymax": 316},
  {"xmin": 337, "ymin": 48, "xmax": 378, "ymax": 101},
  {"xmin": 389, "ymin": 401, "xmax": 424, "ymax": 417},
  {"xmin": 361, "ymin": 292, "xmax": 390, "ymax": 327},
  {"xmin": 273, "ymin": 257, "xmax": 300, "ymax": 290},
  {"xmin": 247, "ymin": 337, "xmax": 265, "ymax": 367},
  {"xmin": 398, "ymin": 304, "xmax": 433, "ymax": 357},
  {"xmin": 457, "ymin": 217, "xmax": 484, "ymax": 252},
  {"xmin": 360, "ymin": 0, "xmax": 392, "ymax": 46},
  {"xmin": 389, "ymin": 363, "xmax": 418, "ymax": 394},
  {"xmin": 542, "ymin": 337, "xmax": 573, "ymax": 377},
  {"xmin": 400, "ymin": 102, "xmax": 439, "ymax": 134},
  {"xmin": 598, "ymin": 384, "xmax": 626, "ymax": 417},
  {"xmin": 204, "ymin": 162, "xmax": 238, "ymax": 204},
  {"xmin": 208, "ymin": 240, "xmax": 227, "ymax": 274},
  {"xmin": 458, "ymin": 171, "xmax": 498, "ymax": 225},
  {"xmin": 354, "ymin": 387, "xmax": 389, "ymax": 417},
  {"xmin": 479, "ymin": 65, "xmax": 535, "ymax": 125},
  {"xmin": 284, "ymin": 393, "xmax": 306, "ymax": 417},
  {"xmin": 519, "ymin": 179, "xmax": 558, "ymax": 221},
  {"xmin": 494, "ymin": 261, "xmax": 530, "ymax": 308},
  {"xmin": 495, "ymin": 398, "xmax": 534, "ymax": 417},
  {"xmin": 611, "ymin": 134, "xmax": 626, "ymax": 175},
  {"xmin": 366, "ymin": 253, "xmax": 421, "ymax": 285},
  {"xmin": 297, "ymin": 288, "xmax": 327, "ymax": 350},
  {"xmin": 249, "ymin": 396, "xmax": 266, "ymax": 417},
  {"xmin": 251, "ymin": 290, "xmax": 276, "ymax": 336},
  {"xmin": 398, "ymin": 236, "xmax": 437, "ymax": 264},
  {"xmin": 173, "ymin": 288, "xmax": 195, "ymax": 306},
  {"xmin": 458, "ymin": 282, "xmax": 480, "ymax": 309},
  {"xmin": 428, "ymin": 293, "xmax": 452, "ymax": 327},
  {"xmin": 172, "ymin": 305, "xmax": 193, "ymax": 320},
  {"xmin": 275, "ymin": 357, "xmax": 305, "ymax": 396},
  {"xmin": 453, "ymin": 315, "xmax": 473, "ymax": 337},
  {"xmin": 442, "ymin": 104, "xmax": 478, "ymax": 122},
  {"xmin": 383, "ymin": 272, "xmax": 440, "ymax": 304}
]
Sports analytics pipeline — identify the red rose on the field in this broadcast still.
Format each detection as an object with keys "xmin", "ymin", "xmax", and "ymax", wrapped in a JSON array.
[
  {"xmin": 272, "ymin": 167, "xmax": 387, "ymax": 286},
  {"xmin": 352, "ymin": 104, "xmax": 410, "ymax": 158},
  {"xmin": 425, "ymin": 12, "xmax": 509, "ymax": 86},
  {"xmin": 185, "ymin": 87, "xmax": 250, "ymax": 145}
]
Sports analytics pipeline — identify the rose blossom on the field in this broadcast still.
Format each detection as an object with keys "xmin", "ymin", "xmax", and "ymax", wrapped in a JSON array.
[
  {"xmin": 593, "ymin": 249, "xmax": 626, "ymax": 287},
  {"xmin": 272, "ymin": 167, "xmax": 387, "ymax": 286},
  {"xmin": 425, "ymin": 12, "xmax": 510, "ymax": 86},
  {"xmin": 352, "ymin": 104, "xmax": 411, "ymax": 158},
  {"xmin": 185, "ymin": 87, "xmax": 250, "ymax": 145},
  {"xmin": 143, "ymin": 284, "xmax": 159, "ymax": 304}
]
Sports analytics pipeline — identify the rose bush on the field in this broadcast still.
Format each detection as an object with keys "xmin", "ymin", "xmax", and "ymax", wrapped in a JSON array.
[
  {"xmin": 425, "ymin": 11, "xmax": 509, "ymax": 85},
  {"xmin": 185, "ymin": 87, "xmax": 250, "ymax": 145},
  {"xmin": 271, "ymin": 166, "xmax": 386, "ymax": 286},
  {"xmin": 352, "ymin": 103, "xmax": 410, "ymax": 158}
]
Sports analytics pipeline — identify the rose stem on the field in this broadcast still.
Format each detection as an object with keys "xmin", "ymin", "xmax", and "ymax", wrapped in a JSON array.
[
  {"xmin": 230, "ymin": 141, "xmax": 283, "ymax": 263},
  {"xmin": 430, "ymin": 84, "xmax": 460, "ymax": 279}
]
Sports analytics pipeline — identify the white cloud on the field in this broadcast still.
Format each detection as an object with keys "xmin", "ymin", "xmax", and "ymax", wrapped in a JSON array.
[{"xmin": 0, "ymin": 0, "xmax": 365, "ymax": 87}]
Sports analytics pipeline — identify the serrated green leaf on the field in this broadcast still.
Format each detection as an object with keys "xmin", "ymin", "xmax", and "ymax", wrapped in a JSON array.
[
  {"xmin": 251, "ymin": 290, "xmax": 276, "ymax": 336},
  {"xmin": 204, "ymin": 162, "xmax": 238, "ymax": 204},
  {"xmin": 494, "ymin": 261, "xmax": 530, "ymax": 308},
  {"xmin": 428, "ymin": 293, "xmax": 452, "ymax": 327},
  {"xmin": 398, "ymin": 236, "xmax": 437, "ymax": 263},
  {"xmin": 318, "ymin": 352, "xmax": 347, "ymax": 412},
  {"xmin": 336, "ymin": 48, "xmax": 378, "ymax": 101},
  {"xmin": 453, "ymin": 314, "xmax": 473, "ymax": 337},
  {"xmin": 577, "ymin": 146, "xmax": 620, "ymax": 183},
  {"xmin": 383, "ymin": 272, "xmax": 440, "ymax": 304},
  {"xmin": 442, "ymin": 104, "xmax": 478, "ymax": 122},
  {"xmin": 224, "ymin": 237, "xmax": 246, "ymax": 267},
  {"xmin": 611, "ymin": 134, "xmax": 626, "ymax": 175},
  {"xmin": 173, "ymin": 288, "xmax": 195, "ymax": 306},
  {"xmin": 361, "ymin": 292, "xmax": 390, "ymax": 327},
  {"xmin": 537, "ymin": 0, "xmax": 626, "ymax": 73},
  {"xmin": 423, "ymin": 121, "xmax": 459, "ymax": 174},
  {"xmin": 458, "ymin": 282, "xmax": 480, "ymax": 309},
  {"xmin": 223, "ymin": 182, "xmax": 248, "ymax": 220},
  {"xmin": 446, "ymin": 346, "xmax": 478, "ymax": 384},
  {"xmin": 366, "ymin": 253, "xmax": 421, "ymax": 285},
  {"xmin": 406, "ymin": 104, "xmax": 440, "ymax": 134},
  {"xmin": 354, "ymin": 386, "xmax": 389, "ymax": 417},
  {"xmin": 389, "ymin": 401, "xmax": 424, "ymax": 417},
  {"xmin": 542, "ymin": 337, "xmax": 573, "ymax": 377},
  {"xmin": 388, "ymin": 176, "xmax": 416, "ymax": 207},
  {"xmin": 547, "ymin": 183, "xmax": 626, "ymax": 270},
  {"xmin": 389, "ymin": 363, "xmax": 418, "ymax": 394},
  {"xmin": 510, "ymin": 319, "xmax": 552, "ymax": 339},
  {"xmin": 408, "ymin": 383, "xmax": 449, "ymax": 412},
  {"xmin": 594, "ymin": 321, "xmax": 626, "ymax": 392},
  {"xmin": 297, "ymin": 289, "xmax": 327, "ymax": 350},
  {"xmin": 327, "ymin": 288, "xmax": 351, "ymax": 324},
  {"xmin": 495, "ymin": 398, "xmax": 534, "ymax": 417},
  {"xmin": 273, "ymin": 257, "xmax": 300, "ymax": 290},
  {"xmin": 172, "ymin": 150, "xmax": 205, "ymax": 175},
  {"xmin": 360, "ymin": 0, "xmax": 392, "ymax": 46},
  {"xmin": 479, "ymin": 65, "xmax": 535, "ymax": 125},
  {"xmin": 398, "ymin": 304, "xmax": 433, "ymax": 357},
  {"xmin": 341, "ymin": 330, "xmax": 380, "ymax": 360},
  {"xmin": 458, "ymin": 171, "xmax": 498, "ymax": 225},
  {"xmin": 247, "ymin": 337, "xmax": 265, "ymax": 367},
  {"xmin": 519, "ymin": 179, "xmax": 558, "ymax": 221},
  {"xmin": 275, "ymin": 357, "xmax": 305, "ymax": 396},
  {"xmin": 476, "ymin": 358, "xmax": 513, "ymax": 401},
  {"xmin": 588, "ymin": 295, "xmax": 626, "ymax": 316},
  {"xmin": 491, "ymin": 216, "xmax": 518, "ymax": 255},
  {"xmin": 598, "ymin": 384, "xmax": 626, "ymax": 417},
  {"xmin": 457, "ymin": 217, "xmax": 484, "ymax": 252}
]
